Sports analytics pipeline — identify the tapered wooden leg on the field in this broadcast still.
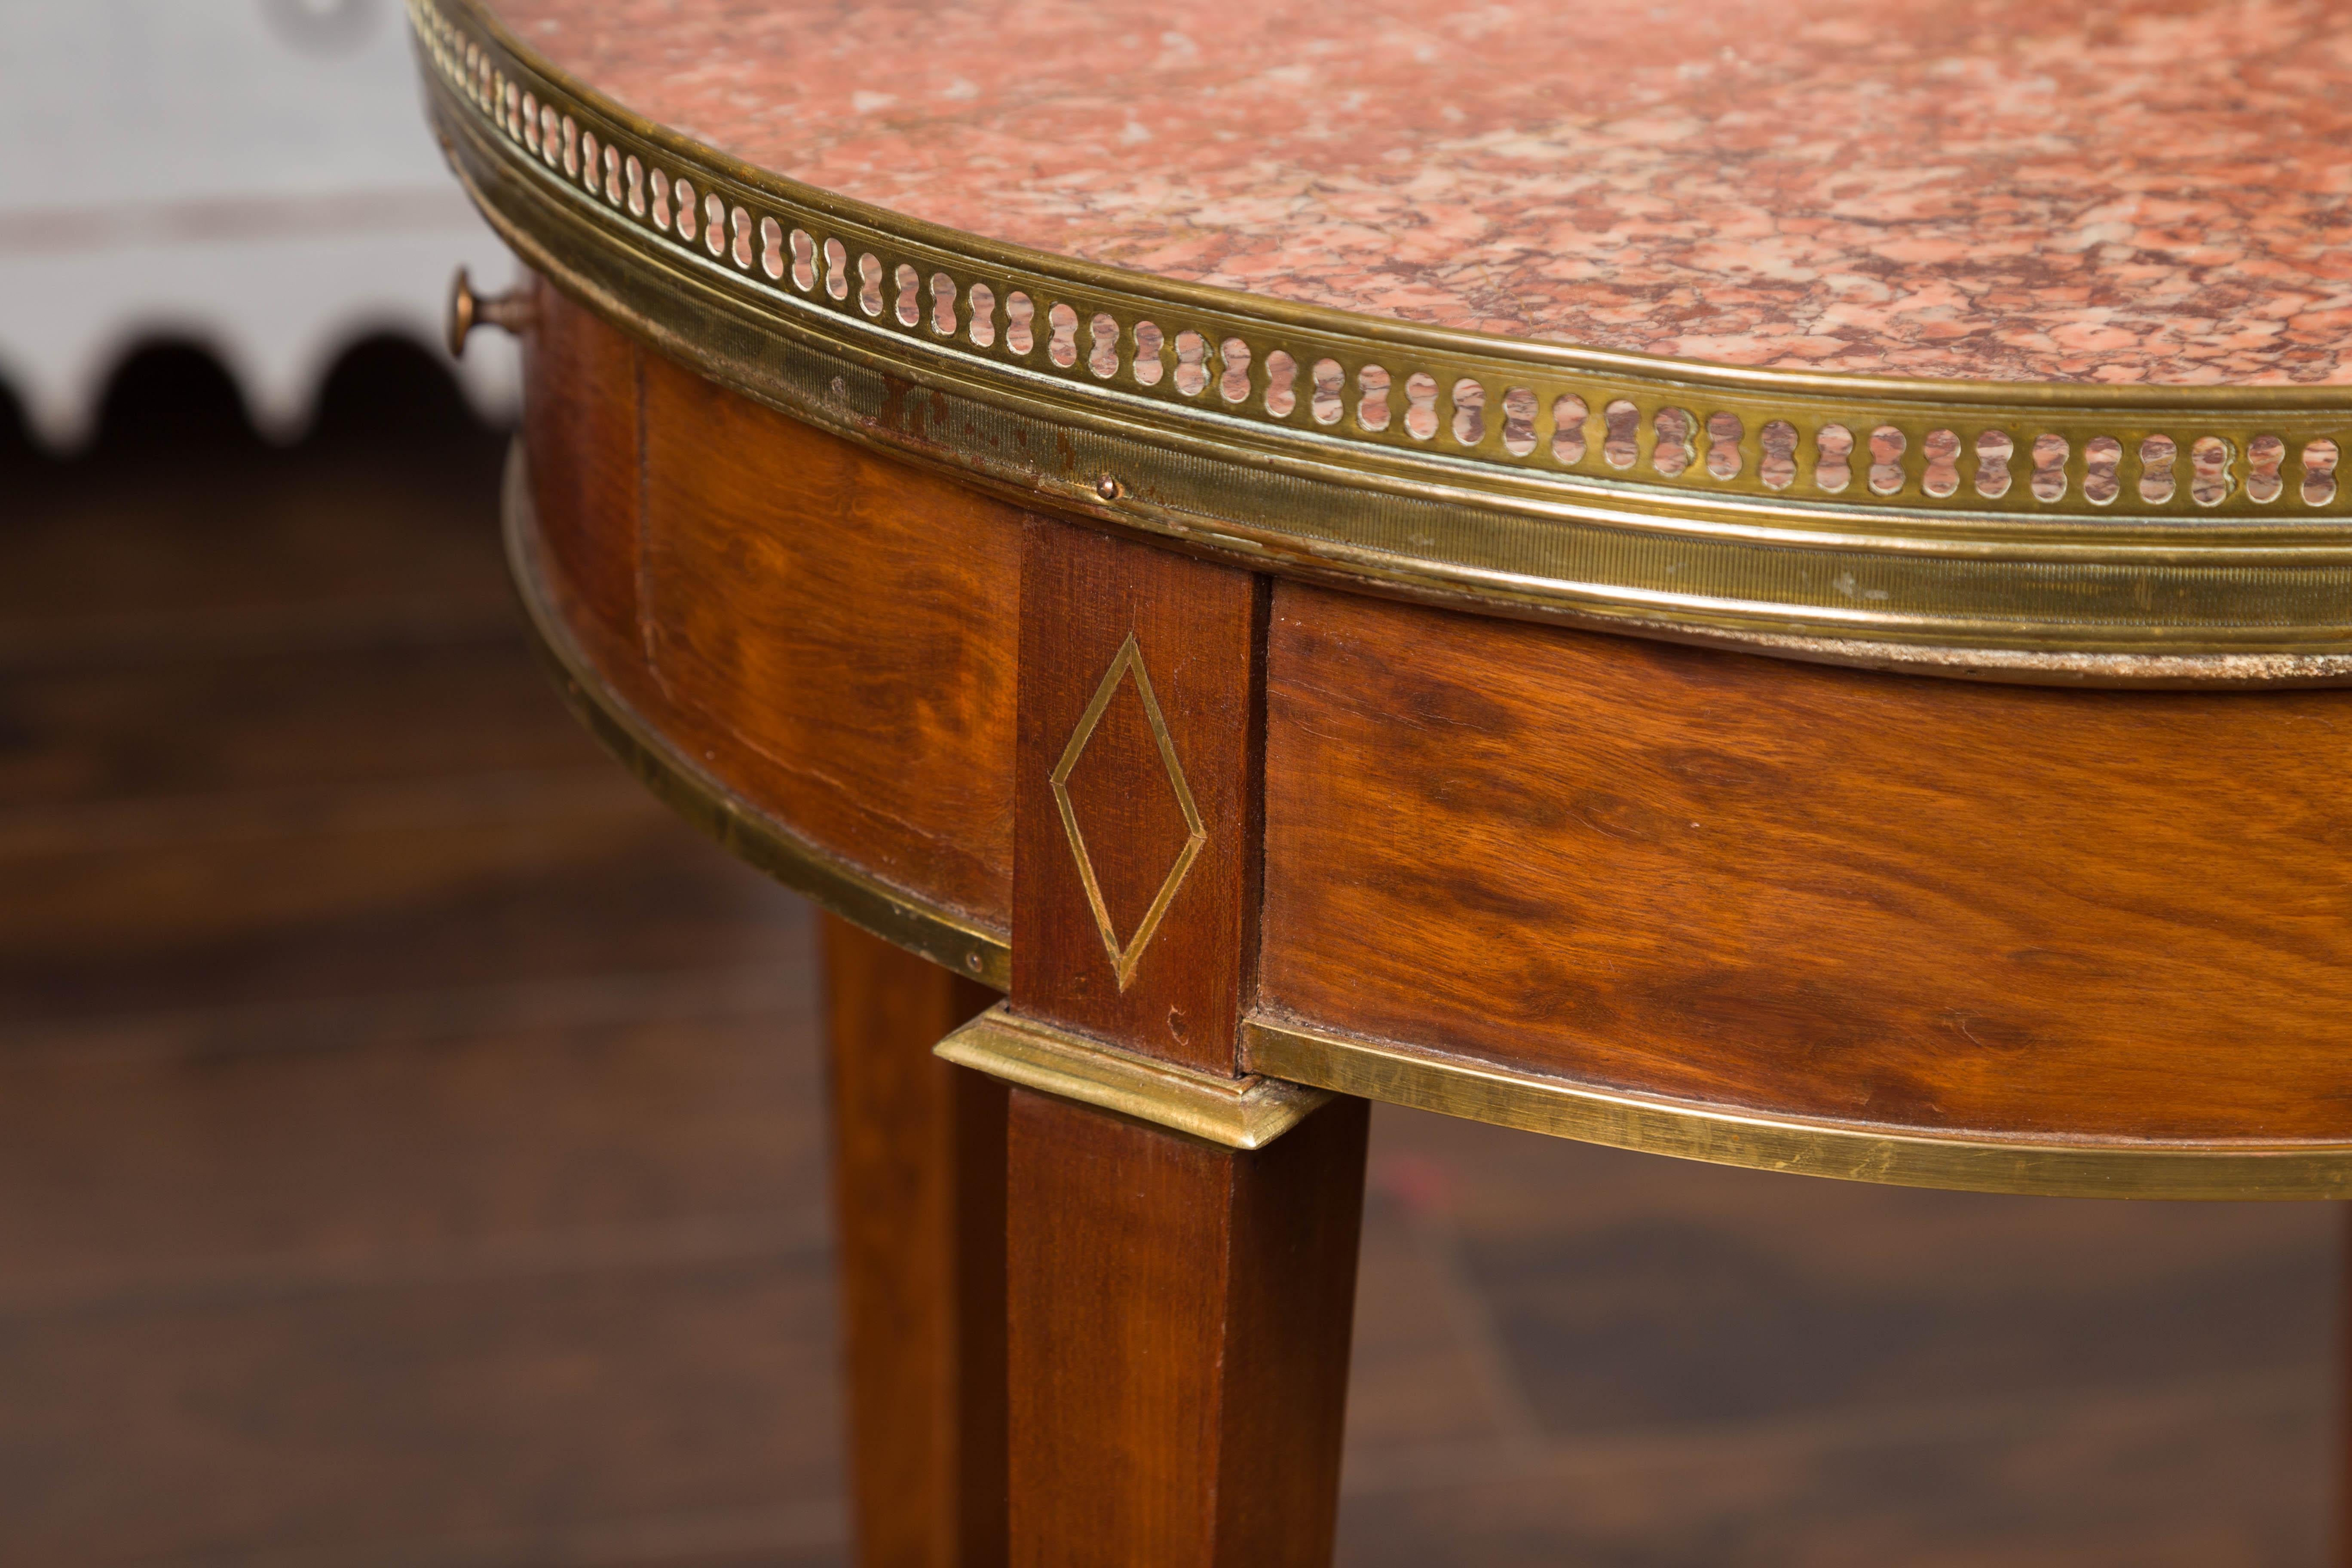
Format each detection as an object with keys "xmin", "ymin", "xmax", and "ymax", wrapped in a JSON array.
[
  {"xmin": 821, "ymin": 914, "xmax": 1007, "ymax": 1568},
  {"xmin": 1007, "ymin": 1088, "xmax": 1370, "ymax": 1567},
  {"xmin": 988, "ymin": 520, "xmax": 1365, "ymax": 1561}
]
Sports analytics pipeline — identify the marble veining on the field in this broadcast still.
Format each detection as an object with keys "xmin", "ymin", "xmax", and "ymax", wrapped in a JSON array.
[{"xmin": 487, "ymin": 0, "xmax": 2352, "ymax": 385}]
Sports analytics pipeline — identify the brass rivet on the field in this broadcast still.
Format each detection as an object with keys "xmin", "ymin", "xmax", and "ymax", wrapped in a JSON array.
[{"xmin": 1095, "ymin": 473, "xmax": 1122, "ymax": 502}]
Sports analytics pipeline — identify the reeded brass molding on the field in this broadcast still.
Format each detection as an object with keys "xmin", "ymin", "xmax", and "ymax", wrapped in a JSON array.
[
  {"xmin": 502, "ymin": 442, "xmax": 1012, "ymax": 988},
  {"xmin": 414, "ymin": 0, "xmax": 2352, "ymax": 683},
  {"xmin": 482, "ymin": 509, "xmax": 2352, "ymax": 1199},
  {"xmin": 509, "ymin": 438, "xmax": 2352, "ymax": 1195},
  {"xmin": 941, "ymin": 1004, "xmax": 1334, "ymax": 1150},
  {"xmin": 1245, "ymin": 1015, "xmax": 2352, "ymax": 1201}
]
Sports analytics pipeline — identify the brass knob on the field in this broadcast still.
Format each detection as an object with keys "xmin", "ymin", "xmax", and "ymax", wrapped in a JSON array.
[{"xmin": 446, "ymin": 267, "xmax": 534, "ymax": 357}]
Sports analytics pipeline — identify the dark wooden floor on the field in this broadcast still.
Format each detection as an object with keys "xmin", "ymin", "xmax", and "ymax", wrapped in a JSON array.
[{"xmin": 1, "ymin": 346, "xmax": 2337, "ymax": 1566}]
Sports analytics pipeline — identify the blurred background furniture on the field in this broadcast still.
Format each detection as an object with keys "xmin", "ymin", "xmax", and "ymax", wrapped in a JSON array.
[
  {"xmin": 0, "ymin": 0, "xmax": 515, "ymax": 447},
  {"xmin": 424, "ymin": 0, "xmax": 2352, "ymax": 1563}
]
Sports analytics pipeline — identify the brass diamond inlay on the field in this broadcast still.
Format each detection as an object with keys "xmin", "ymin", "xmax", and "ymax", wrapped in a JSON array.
[{"xmin": 1049, "ymin": 632, "xmax": 1207, "ymax": 992}]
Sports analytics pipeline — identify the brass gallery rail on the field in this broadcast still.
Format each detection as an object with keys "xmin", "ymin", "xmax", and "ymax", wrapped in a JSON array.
[{"xmin": 419, "ymin": 0, "xmax": 2352, "ymax": 682}]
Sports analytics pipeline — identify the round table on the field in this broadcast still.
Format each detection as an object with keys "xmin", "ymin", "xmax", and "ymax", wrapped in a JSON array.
[{"xmin": 414, "ymin": 0, "xmax": 2352, "ymax": 1559}]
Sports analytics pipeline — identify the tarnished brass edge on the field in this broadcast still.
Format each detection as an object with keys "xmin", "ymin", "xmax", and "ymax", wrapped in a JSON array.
[
  {"xmin": 1244, "ymin": 1015, "xmax": 2352, "ymax": 1200},
  {"xmin": 424, "ymin": 67, "xmax": 2352, "ymax": 570},
  {"xmin": 508, "ymin": 404, "xmax": 2349, "ymax": 1193},
  {"xmin": 409, "ymin": 3, "xmax": 2352, "ymax": 682},
  {"xmin": 501, "ymin": 442, "xmax": 1012, "ymax": 988},
  {"xmin": 432, "ymin": 0, "xmax": 2352, "ymax": 415},
  {"xmin": 434, "ymin": 83, "xmax": 2352, "ymax": 570},
  {"xmin": 440, "ymin": 113, "xmax": 2352, "ymax": 686},
  {"xmin": 940, "ymin": 1004, "xmax": 1335, "ymax": 1150}
]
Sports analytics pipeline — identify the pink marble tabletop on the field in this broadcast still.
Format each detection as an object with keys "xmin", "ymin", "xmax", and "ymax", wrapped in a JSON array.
[{"xmin": 485, "ymin": 0, "xmax": 2352, "ymax": 386}]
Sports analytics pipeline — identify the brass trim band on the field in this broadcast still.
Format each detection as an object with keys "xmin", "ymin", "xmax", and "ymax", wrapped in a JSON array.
[
  {"xmin": 940, "ymin": 1005, "xmax": 1335, "ymax": 1150},
  {"xmin": 502, "ymin": 444, "xmax": 1013, "ymax": 989},
  {"xmin": 480, "ymin": 16, "xmax": 2352, "ymax": 1197},
  {"xmin": 417, "ymin": 0, "xmax": 2352, "ymax": 682},
  {"xmin": 508, "ymin": 439, "xmax": 2352, "ymax": 1197},
  {"xmin": 1245, "ymin": 1016, "xmax": 2352, "ymax": 1201}
]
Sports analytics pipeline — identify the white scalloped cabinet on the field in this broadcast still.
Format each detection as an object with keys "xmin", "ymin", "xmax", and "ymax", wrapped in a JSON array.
[{"xmin": 0, "ymin": 0, "xmax": 518, "ymax": 446}]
